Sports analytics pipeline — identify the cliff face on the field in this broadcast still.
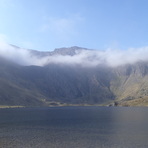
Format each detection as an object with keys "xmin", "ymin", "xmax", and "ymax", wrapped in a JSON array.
[{"xmin": 0, "ymin": 61, "xmax": 115, "ymax": 106}]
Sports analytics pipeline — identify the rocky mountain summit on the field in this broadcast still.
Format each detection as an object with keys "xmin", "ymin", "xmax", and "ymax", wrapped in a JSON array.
[{"xmin": 29, "ymin": 46, "xmax": 89, "ymax": 57}]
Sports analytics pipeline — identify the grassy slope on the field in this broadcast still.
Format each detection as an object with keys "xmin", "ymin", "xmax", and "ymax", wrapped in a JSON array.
[{"xmin": 110, "ymin": 62, "xmax": 148, "ymax": 106}]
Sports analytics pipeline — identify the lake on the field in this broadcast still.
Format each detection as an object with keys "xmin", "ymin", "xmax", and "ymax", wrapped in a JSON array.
[{"xmin": 0, "ymin": 106, "xmax": 148, "ymax": 148}]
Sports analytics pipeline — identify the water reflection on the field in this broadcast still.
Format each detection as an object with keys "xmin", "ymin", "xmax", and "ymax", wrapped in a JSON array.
[
  {"xmin": 108, "ymin": 107, "xmax": 148, "ymax": 148},
  {"xmin": 0, "ymin": 107, "xmax": 148, "ymax": 148}
]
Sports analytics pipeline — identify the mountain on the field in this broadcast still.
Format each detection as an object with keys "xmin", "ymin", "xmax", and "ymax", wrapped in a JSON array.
[
  {"xmin": 0, "ymin": 59, "xmax": 114, "ymax": 106},
  {"xmin": 0, "ymin": 45, "xmax": 148, "ymax": 107},
  {"xmin": 110, "ymin": 61, "xmax": 148, "ymax": 106},
  {"xmin": 29, "ymin": 46, "xmax": 89, "ymax": 57}
]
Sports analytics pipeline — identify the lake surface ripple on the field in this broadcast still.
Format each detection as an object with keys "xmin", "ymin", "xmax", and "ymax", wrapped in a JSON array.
[{"xmin": 0, "ymin": 106, "xmax": 148, "ymax": 148}]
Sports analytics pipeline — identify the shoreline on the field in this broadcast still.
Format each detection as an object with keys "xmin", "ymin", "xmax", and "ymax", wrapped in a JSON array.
[
  {"xmin": 0, "ymin": 104, "xmax": 105, "ymax": 109},
  {"xmin": 0, "ymin": 105, "xmax": 25, "ymax": 109},
  {"xmin": 0, "ymin": 104, "xmax": 147, "ymax": 109}
]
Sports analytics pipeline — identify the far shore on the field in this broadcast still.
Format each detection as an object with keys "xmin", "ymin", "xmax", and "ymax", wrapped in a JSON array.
[
  {"xmin": 0, "ymin": 105, "xmax": 25, "ymax": 109},
  {"xmin": 0, "ymin": 104, "xmax": 105, "ymax": 109},
  {"xmin": 0, "ymin": 103, "xmax": 147, "ymax": 109}
]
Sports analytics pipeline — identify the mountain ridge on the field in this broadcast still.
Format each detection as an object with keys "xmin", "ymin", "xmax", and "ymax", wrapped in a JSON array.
[{"xmin": 0, "ymin": 45, "xmax": 148, "ymax": 106}]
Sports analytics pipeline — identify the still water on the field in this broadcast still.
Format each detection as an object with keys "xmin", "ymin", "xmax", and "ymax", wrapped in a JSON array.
[{"xmin": 0, "ymin": 106, "xmax": 148, "ymax": 148}]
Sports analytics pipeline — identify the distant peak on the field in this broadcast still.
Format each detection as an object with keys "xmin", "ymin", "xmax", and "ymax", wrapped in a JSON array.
[
  {"xmin": 9, "ymin": 44, "xmax": 20, "ymax": 49},
  {"xmin": 54, "ymin": 46, "xmax": 88, "ymax": 51},
  {"xmin": 69, "ymin": 46, "xmax": 88, "ymax": 50},
  {"xmin": 53, "ymin": 46, "xmax": 89, "ymax": 56}
]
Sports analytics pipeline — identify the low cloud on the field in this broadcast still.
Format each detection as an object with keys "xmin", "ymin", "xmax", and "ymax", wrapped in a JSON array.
[
  {"xmin": 0, "ymin": 42, "xmax": 49, "ymax": 66},
  {"xmin": 46, "ymin": 48, "xmax": 148, "ymax": 67},
  {"xmin": 0, "ymin": 42, "xmax": 148, "ymax": 67}
]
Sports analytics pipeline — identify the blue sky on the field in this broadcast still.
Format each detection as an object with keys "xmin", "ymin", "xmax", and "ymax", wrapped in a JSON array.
[{"xmin": 0, "ymin": 0, "xmax": 148, "ymax": 51}]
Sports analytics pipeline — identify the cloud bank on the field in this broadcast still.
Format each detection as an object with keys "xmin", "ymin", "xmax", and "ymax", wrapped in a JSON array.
[
  {"xmin": 47, "ymin": 47, "xmax": 148, "ymax": 67},
  {"xmin": 0, "ymin": 42, "xmax": 49, "ymax": 66},
  {"xmin": 0, "ymin": 42, "xmax": 148, "ymax": 67}
]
